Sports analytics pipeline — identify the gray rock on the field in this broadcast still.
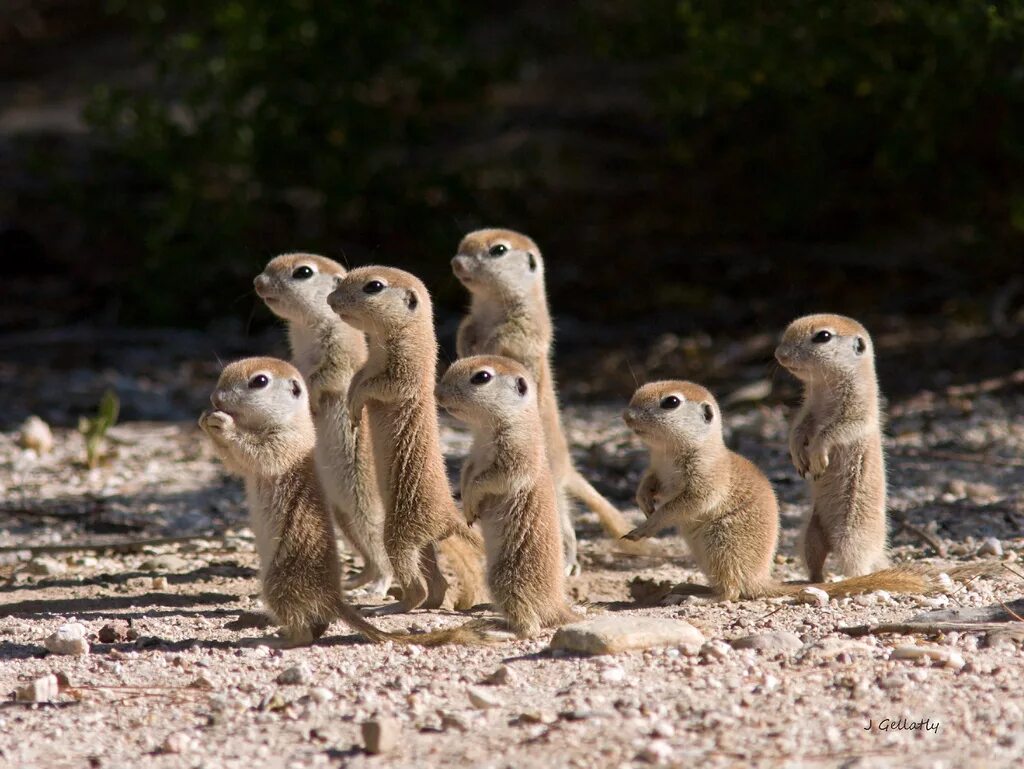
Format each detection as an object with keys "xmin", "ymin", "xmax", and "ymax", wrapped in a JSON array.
[
  {"xmin": 482, "ymin": 665, "xmax": 515, "ymax": 685},
  {"xmin": 361, "ymin": 718, "xmax": 400, "ymax": 754},
  {"xmin": 276, "ymin": 664, "xmax": 312, "ymax": 686},
  {"xmin": 98, "ymin": 621, "xmax": 129, "ymax": 643},
  {"xmin": 44, "ymin": 623, "xmax": 90, "ymax": 656},
  {"xmin": 549, "ymin": 616, "xmax": 705, "ymax": 655},
  {"xmin": 730, "ymin": 631, "xmax": 803, "ymax": 654},
  {"xmin": 979, "ymin": 537, "xmax": 1003, "ymax": 557}
]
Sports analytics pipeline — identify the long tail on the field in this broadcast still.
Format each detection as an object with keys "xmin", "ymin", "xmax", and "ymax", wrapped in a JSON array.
[
  {"xmin": 565, "ymin": 470, "xmax": 652, "ymax": 554},
  {"xmin": 763, "ymin": 562, "xmax": 1003, "ymax": 599},
  {"xmin": 438, "ymin": 525, "xmax": 489, "ymax": 610},
  {"xmin": 333, "ymin": 600, "xmax": 495, "ymax": 647}
]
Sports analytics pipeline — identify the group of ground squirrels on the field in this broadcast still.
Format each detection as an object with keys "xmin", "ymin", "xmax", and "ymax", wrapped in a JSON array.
[{"xmin": 197, "ymin": 228, "xmax": 991, "ymax": 647}]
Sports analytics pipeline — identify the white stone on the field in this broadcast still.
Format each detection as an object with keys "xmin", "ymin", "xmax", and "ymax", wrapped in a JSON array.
[
  {"xmin": 796, "ymin": 587, "xmax": 829, "ymax": 607},
  {"xmin": 44, "ymin": 623, "xmax": 89, "ymax": 656},
  {"xmin": 467, "ymin": 686, "xmax": 500, "ymax": 710},
  {"xmin": 891, "ymin": 645, "xmax": 965, "ymax": 670},
  {"xmin": 600, "ymin": 666, "xmax": 626, "ymax": 683},
  {"xmin": 979, "ymin": 537, "xmax": 1003, "ymax": 557},
  {"xmin": 640, "ymin": 739, "xmax": 674, "ymax": 764},
  {"xmin": 361, "ymin": 718, "xmax": 400, "ymax": 754},
  {"xmin": 18, "ymin": 416, "xmax": 54, "ymax": 454},
  {"xmin": 730, "ymin": 631, "xmax": 802, "ymax": 654},
  {"xmin": 276, "ymin": 664, "xmax": 312, "ymax": 685},
  {"xmin": 699, "ymin": 640, "xmax": 733, "ymax": 661},
  {"xmin": 15, "ymin": 674, "xmax": 59, "ymax": 703}
]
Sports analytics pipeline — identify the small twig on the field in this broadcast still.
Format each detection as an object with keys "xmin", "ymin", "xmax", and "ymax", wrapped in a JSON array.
[
  {"xmin": 996, "ymin": 599, "xmax": 1024, "ymax": 623},
  {"xmin": 892, "ymin": 513, "xmax": 948, "ymax": 557},
  {"xmin": 841, "ymin": 621, "xmax": 1014, "ymax": 637},
  {"xmin": 888, "ymin": 447, "xmax": 1024, "ymax": 468},
  {"xmin": 1001, "ymin": 563, "xmax": 1024, "ymax": 583},
  {"xmin": 757, "ymin": 605, "xmax": 786, "ymax": 624}
]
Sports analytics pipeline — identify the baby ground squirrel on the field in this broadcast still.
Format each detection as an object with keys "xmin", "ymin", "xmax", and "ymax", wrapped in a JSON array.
[
  {"xmin": 198, "ymin": 357, "xmax": 487, "ymax": 645},
  {"xmin": 622, "ymin": 380, "xmax": 954, "ymax": 600},
  {"xmin": 775, "ymin": 314, "xmax": 888, "ymax": 581},
  {"xmin": 327, "ymin": 267, "xmax": 488, "ymax": 614},
  {"xmin": 254, "ymin": 253, "xmax": 392, "ymax": 596},
  {"xmin": 436, "ymin": 355, "xmax": 580, "ymax": 636},
  {"xmin": 452, "ymin": 228, "xmax": 642, "ymax": 573}
]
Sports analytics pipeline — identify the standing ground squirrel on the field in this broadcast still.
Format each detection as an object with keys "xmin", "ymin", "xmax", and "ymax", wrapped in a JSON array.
[
  {"xmin": 775, "ymin": 314, "xmax": 888, "ymax": 581},
  {"xmin": 436, "ymin": 355, "xmax": 580, "ymax": 636},
  {"xmin": 198, "ymin": 357, "xmax": 488, "ymax": 646},
  {"xmin": 254, "ymin": 253, "xmax": 392, "ymax": 596},
  {"xmin": 452, "ymin": 228, "xmax": 641, "ymax": 574},
  {"xmin": 622, "ymin": 380, "xmax": 962, "ymax": 600},
  {"xmin": 327, "ymin": 267, "xmax": 488, "ymax": 614}
]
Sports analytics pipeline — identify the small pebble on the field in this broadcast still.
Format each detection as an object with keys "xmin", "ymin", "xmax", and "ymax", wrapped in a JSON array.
[
  {"xmin": 18, "ymin": 415, "xmax": 54, "ymax": 454},
  {"xmin": 796, "ymin": 587, "xmax": 829, "ymax": 607},
  {"xmin": 361, "ymin": 718, "xmax": 400, "ymax": 754},
  {"xmin": 639, "ymin": 739, "xmax": 674, "ymax": 764},
  {"xmin": 699, "ymin": 640, "xmax": 733, "ymax": 661},
  {"xmin": 15, "ymin": 674, "xmax": 60, "ymax": 703},
  {"xmin": 276, "ymin": 664, "xmax": 312, "ymax": 686},
  {"xmin": 483, "ymin": 665, "xmax": 514, "ymax": 686},
  {"xmin": 44, "ymin": 623, "xmax": 90, "ymax": 656},
  {"xmin": 979, "ymin": 538, "xmax": 1003, "ymax": 557},
  {"xmin": 98, "ymin": 622, "xmax": 129, "ymax": 644},
  {"xmin": 891, "ymin": 645, "xmax": 965, "ymax": 670},
  {"xmin": 467, "ymin": 686, "xmax": 501, "ymax": 710},
  {"xmin": 600, "ymin": 666, "xmax": 626, "ymax": 683},
  {"xmin": 152, "ymin": 576, "xmax": 169, "ymax": 590},
  {"xmin": 308, "ymin": 687, "xmax": 334, "ymax": 704}
]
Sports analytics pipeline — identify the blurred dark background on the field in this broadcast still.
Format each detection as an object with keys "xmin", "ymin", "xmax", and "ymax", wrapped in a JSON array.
[{"xmin": 1, "ymin": 0, "xmax": 1022, "ymax": 423}]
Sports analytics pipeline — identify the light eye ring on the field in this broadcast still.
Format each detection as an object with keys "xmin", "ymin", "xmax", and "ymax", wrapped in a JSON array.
[
  {"xmin": 248, "ymin": 374, "xmax": 270, "ymax": 389},
  {"xmin": 470, "ymin": 370, "xmax": 493, "ymax": 385},
  {"xmin": 660, "ymin": 395, "xmax": 681, "ymax": 410},
  {"xmin": 363, "ymin": 280, "xmax": 385, "ymax": 294},
  {"xmin": 488, "ymin": 244, "xmax": 509, "ymax": 257},
  {"xmin": 812, "ymin": 330, "xmax": 833, "ymax": 344},
  {"xmin": 291, "ymin": 265, "xmax": 314, "ymax": 280}
]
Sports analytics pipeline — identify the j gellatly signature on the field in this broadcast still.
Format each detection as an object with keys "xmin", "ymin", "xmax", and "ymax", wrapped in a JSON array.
[{"xmin": 865, "ymin": 717, "xmax": 940, "ymax": 734}]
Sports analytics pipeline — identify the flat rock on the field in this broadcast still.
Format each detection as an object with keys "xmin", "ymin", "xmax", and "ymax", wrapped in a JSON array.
[
  {"xmin": 276, "ymin": 664, "xmax": 312, "ymax": 686},
  {"xmin": 140, "ymin": 554, "xmax": 191, "ymax": 572},
  {"xmin": 549, "ymin": 616, "xmax": 705, "ymax": 655},
  {"xmin": 730, "ymin": 631, "xmax": 803, "ymax": 654},
  {"xmin": 44, "ymin": 623, "xmax": 89, "ymax": 656}
]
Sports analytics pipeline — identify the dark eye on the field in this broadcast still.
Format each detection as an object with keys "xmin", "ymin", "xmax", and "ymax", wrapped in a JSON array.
[
  {"xmin": 470, "ymin": 370, "xmax": 493, "ymax": 385},
  {"xmin": 812, "ymin": 330, "xmax": 833, "ymax": 344},
  {"xmin": 248, "ymin": 374, "xmax": 269, "ymax": 389},
  {"xmin": 660, "ymin": 395, "xmax": 681, "ymax": 410},
  {"xmin": 292, "ymin": 265, "xmax": 314, "ymax": 280},
  {"xmin": 488, "ymin": 244, "xmax": 508, "ymax": 257},
  {"xmin": 702, "ymin": 403, "xmax": 714, "ymax": 423},
  {"xmin": 363, "ymin": 280, "xmax": 385, "ymax": 294}
]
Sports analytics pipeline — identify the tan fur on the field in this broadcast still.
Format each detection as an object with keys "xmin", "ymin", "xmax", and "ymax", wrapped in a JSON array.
[
  {"xmin": 198, "ymin": 357, "xmax": 489, "ymax": 646},
  {"xmin": 622, "ymin": 380, "xmax": 960, "ymax": 600},
  {"xmin": 452, "ymin": 228, "xmax": 640, "ymax": 574},
  {"xmin": 327, "ymin": 267, "xmax": 488, "ymax": 614},
  {"xmin": 775, "ymin": 314, "xmax": 888, "ymax": 581},
  {"xmin": 254, "ymin": 253, "xmax": 391, "ymax": 596},
  {"xmin": 436, "ymin": 355, "xmax": 580, "ymax": 636}
]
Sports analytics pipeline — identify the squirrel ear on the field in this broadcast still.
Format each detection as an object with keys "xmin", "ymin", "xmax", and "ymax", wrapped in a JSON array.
[
  {"xmin": 527, "ymin": 253, "xmax": 537, "ymax": 272},
  {"xmin": 702, "ymin": 403, "xmax": 714, "ymax": 423},
  {"xmin": 854, "ymin": 336, "xmax": 866, "ymax": 355},
  {"xmin": 291, "ymin": 379, "xmax": 302, "ymax": 398},
  {"xmin": 405, "ymin": 289, "xmax": 419, "ymax": 310},
  {"xmin": 516, "ymin": 376, "xmax": 529, "ymax": 396}
]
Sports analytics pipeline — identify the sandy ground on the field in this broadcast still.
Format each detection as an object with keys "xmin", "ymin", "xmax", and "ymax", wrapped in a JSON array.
[{"xmin": 1, "ymin": 387, "xmax": 1023, "ymax": 769}]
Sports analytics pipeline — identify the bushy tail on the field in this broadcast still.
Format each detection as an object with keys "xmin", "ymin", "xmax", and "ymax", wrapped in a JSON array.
[
  {"xmin": 334, "ymin": 600, "xmax": 495, "ymax": 647},
  {"xmin": 439, "ymin": 525, "xmax": 489, "ymax": 610},
  {"xmin": 764, "ymin": 562, "xmax": 1003, "ymax": 599}
]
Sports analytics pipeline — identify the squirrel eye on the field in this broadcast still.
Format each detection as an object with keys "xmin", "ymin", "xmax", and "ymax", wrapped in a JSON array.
[
  {"xmin": 488, "ymin": 244, "xmax": 508, "ymax": 257},
  {"xmin": 363, "ymin": 280, "xmax": 385, "ymax": 294},
  {"xmin": 248, "ymin": 374, "xmax": 269, "ymax": 389},
  {"xmin": 470, "ymin": 370, "xmax": 493, "ymax": 385},
  {"xmin": 660, "ymin": 395, "xmax": 681, "ymax": 410},
  {"xmin": 812, "ymin": 330, "xmax": 833, "ymax": 344},
  {"xmin": 292, "ymin": 265, "xmax": 314, "ymax": 280}
]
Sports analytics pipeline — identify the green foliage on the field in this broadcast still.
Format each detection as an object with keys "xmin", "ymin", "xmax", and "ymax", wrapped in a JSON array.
[
  {"xmin": 584, "ymin": 0, "xmax": 1024, "ymax": 238},
  {"xmin": 83, "ymin": 1, "xmax": 500, "ymax": 323},
  {"xmin": 78, "ymin": 390, "xmax": 120, "ymax": 469}
]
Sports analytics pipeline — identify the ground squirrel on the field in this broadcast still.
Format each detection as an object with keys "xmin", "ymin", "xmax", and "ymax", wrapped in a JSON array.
[
  {"xmin": 198, "ymin": 357, "xmax": 487, "ymax": 646},
  {"xmin": 452, "ymin": 228, "xmax": 640, "ymax": 573},
  {"xmin": 622, "ymin": 380, "xmax": 956, "ymax": 600},
  {"xmin": 436, "ymin": 355, "xmax": 580, "ymax": 636},
  {"xmin": 327, "ymin": 267, "xmax": 488, "ymax": 614},
  {"xmin": 254, "ymin": 253, "xmax": 392, "ymax": 596},
  {"xmin": 775, "ymin": 314, "xmax": 888, "ymax": 581}
]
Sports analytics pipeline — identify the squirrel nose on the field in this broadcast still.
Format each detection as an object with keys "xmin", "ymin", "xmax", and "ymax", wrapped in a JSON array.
[{"xmin": 211, "ymin": 392, "xmax": 225, "ymax": 410}]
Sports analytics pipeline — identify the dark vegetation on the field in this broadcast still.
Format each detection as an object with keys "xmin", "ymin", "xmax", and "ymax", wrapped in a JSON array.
[{"xmin": 2, "ymin": 1, "xmax": 1023, "ymax": 339}]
